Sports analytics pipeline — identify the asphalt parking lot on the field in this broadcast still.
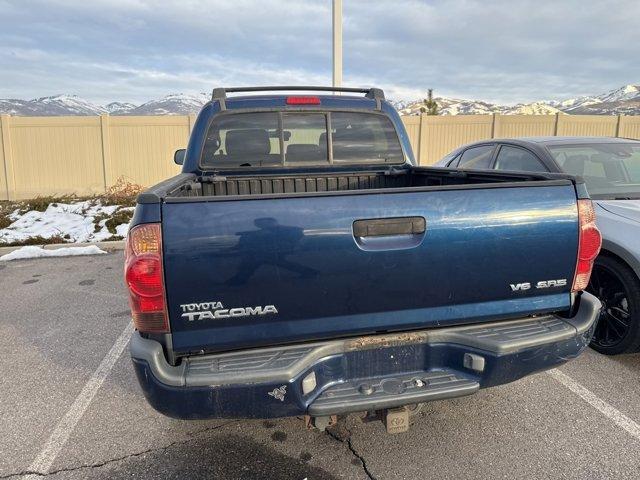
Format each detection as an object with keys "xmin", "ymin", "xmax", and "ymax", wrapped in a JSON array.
[{"xmin": 2, "ymin": 252, "xmax": 640, "ymax": 479}]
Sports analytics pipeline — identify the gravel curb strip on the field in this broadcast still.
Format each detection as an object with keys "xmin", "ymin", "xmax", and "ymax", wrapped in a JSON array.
[{"xmin": 0, "ymin": 240, "xmax": 125, "ymax": 256}]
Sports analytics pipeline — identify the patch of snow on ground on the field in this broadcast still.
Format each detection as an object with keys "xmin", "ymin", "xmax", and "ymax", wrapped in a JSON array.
[
  {"xmin": 0, "ymin": 245, "xmax": 107, "ymax": 261},
  {"xmin": 115, "ymin": 223, "xmax": 130, "ymax": 237},
  {"xmin": 0, "ymin": 201, "xmax": 129, "ymax": 244}
]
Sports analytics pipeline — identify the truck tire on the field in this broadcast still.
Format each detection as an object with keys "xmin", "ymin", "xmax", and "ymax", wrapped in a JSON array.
[{"xmin": 588, "ymin": 255, "xmax": 640, "ymax": 355}]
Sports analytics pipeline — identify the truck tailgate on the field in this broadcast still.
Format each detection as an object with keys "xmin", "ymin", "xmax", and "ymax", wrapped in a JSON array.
[{"xmin": 162, "ymin": 183, "xmax": 579, "ymax": 354}]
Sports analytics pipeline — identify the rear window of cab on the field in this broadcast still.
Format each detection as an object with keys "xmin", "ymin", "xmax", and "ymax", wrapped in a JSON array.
[{"xmin": 200, "ymin": 111, "xmax": 405, "ymax": 168}]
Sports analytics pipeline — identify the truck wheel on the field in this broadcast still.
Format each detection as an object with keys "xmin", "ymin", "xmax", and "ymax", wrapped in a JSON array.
[{"xmin": 588, "ymin": 255, "xmax": 640, "ymax": 355}]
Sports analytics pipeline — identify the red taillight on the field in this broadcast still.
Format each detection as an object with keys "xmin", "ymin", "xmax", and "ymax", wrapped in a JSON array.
[
  {"xmin": 126, "ymin": 256, "xmax": 163, "ymax": 297},
  {"xmin": 124, "ymin": 223, "xmax": 169, "ymax": 333},
  {"xmin": 286, "ymin": 96, "xmax": 321, "ymax": 105},
  {"xmin": 572, "ymin": 200, "xmax": 602, "ymax": 292}
]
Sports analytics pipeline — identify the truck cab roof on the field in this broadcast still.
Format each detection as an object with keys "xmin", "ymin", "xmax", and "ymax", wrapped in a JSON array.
[{"xmin": 181, "ymin": 86, "xmax": 413, "ymax": 174}]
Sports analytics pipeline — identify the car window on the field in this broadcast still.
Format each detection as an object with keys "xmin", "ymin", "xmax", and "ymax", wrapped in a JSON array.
[
  {"xmin": 494, "ymin": 145, "xmax": 548, "ymax": 172},
  {"xmin": 331, "ymin": 112, "xmax": 404, "ymax": 164},
  {"xmin": 435, "ymin": 150, "xmax": 459, "ymax": 167},
  {"xmin": 458, "ymin": 145, "xmax": 495, "ymax": 169},
  {"xmin": 283, "ymin": 113, "xmax": 328, "ymax": 164},
  {"xmin": 623, "ymin": 150, "xmax": 640, "ymax": 180},
  {"xmin": 448, "ymin": 153, "xmax": 462, "ymax": 167},
  {"xmin": 202, "ymin": 112, "xmax": 282, "ymax": 168},
  {"xmin": 200, "ymin": 111, "xmax": 404, "ymax": 168},
  {"xmin": 548, "ymin": 143, "xmax": 640, "ymax": 198}
]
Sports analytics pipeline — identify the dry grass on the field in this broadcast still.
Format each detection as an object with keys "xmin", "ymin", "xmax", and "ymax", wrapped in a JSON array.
[
  {"xmin": 2, "ymin": 234, "xmax": 69, "ymax": 247},
  {"xmin": 0, "ymin": 201, "xmax": 14, "ymax": 229},
  {"xmin": 93, "ymin": 207, "xmax": 133, "ymax": 234},
  {"xmin": 18, "ymin": 194, "xmax": 77, "ymax": 214},
  {"xmin": 0, "ymin": 176, "xmax": 141, "ymax": 246},
  {"xmin": 92, "ymin": 212, "xmax": 111, "ymax": 230},
  {"xmin": 4, "ymin": 176, "xmax": 143, "ymax": 216},
  {"xmin": 101, "ymin": 177, "xmax": 144, "ymax": 207},
  {"xmin": 105, "ymin": 209, "xmax": 133, "ymax": 234}
]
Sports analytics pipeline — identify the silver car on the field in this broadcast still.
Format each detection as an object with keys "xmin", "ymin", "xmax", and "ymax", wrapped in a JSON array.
[{"xmin": 434, "ymin": 136, "xmax": 640, "ymax": 355}]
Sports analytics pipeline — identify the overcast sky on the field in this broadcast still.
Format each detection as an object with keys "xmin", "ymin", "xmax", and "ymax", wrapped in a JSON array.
[{"xmin": 1, "ymin": 0, "xmax": 639, "ymax": 104}]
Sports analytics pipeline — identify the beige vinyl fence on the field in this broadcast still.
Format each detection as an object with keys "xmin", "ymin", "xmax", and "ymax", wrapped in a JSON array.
[
  {"xmin": 0, "ymin": 114, "xmax": 195, "ymax": 200},
  {"xmin": 401, "ymin": 113, "xmax": 640, "ymax": 165},
  {"xmin": 1, "ymin": 113, "xmax": 640, "ymax": 200}
]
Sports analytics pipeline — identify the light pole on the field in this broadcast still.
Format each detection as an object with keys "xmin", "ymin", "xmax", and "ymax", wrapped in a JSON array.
[{"xmin": 332, "ymin": 0, "xmax": 342, "ymax": 90}]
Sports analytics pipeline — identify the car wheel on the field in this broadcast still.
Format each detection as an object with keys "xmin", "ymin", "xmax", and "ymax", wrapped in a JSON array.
[{"xmin": 588, "ymin": 255, "xmax": 640, "ymax": 355}]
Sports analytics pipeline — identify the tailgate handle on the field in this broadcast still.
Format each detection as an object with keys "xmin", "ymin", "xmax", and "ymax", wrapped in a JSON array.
[{"xmin": 353, "ymin": 217, "xmax": 426, "ymax": 237}]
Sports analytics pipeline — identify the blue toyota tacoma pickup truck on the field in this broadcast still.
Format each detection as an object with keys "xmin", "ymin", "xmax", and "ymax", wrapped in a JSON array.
[{"xmin": 126, "ymin": 86, "xmax": 602, "ymax": 430}]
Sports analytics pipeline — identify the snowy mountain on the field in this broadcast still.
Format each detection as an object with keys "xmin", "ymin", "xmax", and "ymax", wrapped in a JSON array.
[
  {"xmin": 395, "ymin": 98, "xmax": 561, "ymax": 116},
  {"xmin": 34, "ymin": 95, "xmax": 107, "ymax": 115},
  {"xmin": 0, "ymin": 99, "xmax": 36, "ymax": 116},
  {"xmin": 105, "ymin": 102, "xmax": 137, "ymax": 115},
  {"xmin": 0, "ymin": 93, "xmax": 209, "ymax": 116},
  {"xmin": 1, "ymin": 84, "xmax": 639, "ymax": 116},
  {"xmin": 0, "ymin": 95, "xmax": 106, "ymax": 116},
  {"xmin": 552, "ymin": 84, "xmax": 640, "ymax": 115},
  {"xmin": 598, "ymin": 84, "xmax": 640, "ymax": 103},
  {"xmin": 396, "ymin": 84, "xmax": 640, "ymax": 116},
  {"xmin": 510, "ymin": 102, "xmax": 564, "ymax": 115},
  {"xmin": 395, "ymin": 97, "xmax": 563, "ymax": 116},
  {"xmin": 128, "ymin": 93, "xmax": 209, "ymax": 115}
]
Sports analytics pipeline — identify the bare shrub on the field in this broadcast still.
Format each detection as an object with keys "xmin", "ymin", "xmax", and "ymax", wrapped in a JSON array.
[{"xmin": 103, "ymin": 177, "xmax": 144, "ymax": 207}]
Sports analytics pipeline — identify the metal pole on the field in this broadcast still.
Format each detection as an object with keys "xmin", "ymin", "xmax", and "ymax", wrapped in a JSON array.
[{"xmin": 332, "ymin": 0, "xmax": 343, "ymax": 90}]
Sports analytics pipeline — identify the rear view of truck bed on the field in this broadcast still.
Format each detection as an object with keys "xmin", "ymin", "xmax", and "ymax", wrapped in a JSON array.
[
  {"xmin": 127, "ymin": 86, "xmax": 601, "ymax": 422},
  {"xmin": 161, "ymin": 174, "xmax": 583, "ymax": 355}
]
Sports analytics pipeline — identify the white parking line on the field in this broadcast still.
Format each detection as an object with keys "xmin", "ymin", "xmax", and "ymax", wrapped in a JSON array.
[
  {"xmin": 548, "ymin": 368, "xmax": 640, "ymax": 441},
  {"xmin": 23, "ymin": 322, "xmax": 134, "ymax": 479}
]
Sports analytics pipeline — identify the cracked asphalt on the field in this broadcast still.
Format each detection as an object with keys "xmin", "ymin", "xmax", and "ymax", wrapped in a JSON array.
[{"xmin": 2, "ymin": 252, "xmax": 640, "ymax": 479}]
